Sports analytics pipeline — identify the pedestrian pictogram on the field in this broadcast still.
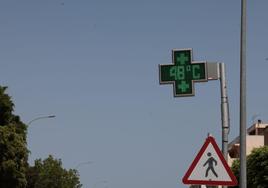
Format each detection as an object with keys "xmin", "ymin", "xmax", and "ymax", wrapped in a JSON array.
[
  {"xmin": 159, "ymin": 49, "xmax": 207, "ymax": 97},
  {"xmin": 182, "ymin": 136, "xmax": 237, "ymax": 186},
  {"xmin": 203, "ymin": 152, "xmax": 218, "ymax": 178}
]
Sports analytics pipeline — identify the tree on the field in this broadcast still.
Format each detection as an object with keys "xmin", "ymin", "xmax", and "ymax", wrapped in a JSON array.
[
  {"xmin": 0, "ymin": 86, "xmax": 82, "ymax": 187},
  {"xmin": 230, "ymin": 146, "xmax": 268, "ymax": 188},
  {"xmin": 247, "ymin": 146, "xmax": 268, "ymax": 187},
  {"xmin": 0, "ymin": 86, "xmax": 28, "ymax": 188},
  {"xmin": 26, "ymin": 155, "xmax": 82, "ymax": 188}
]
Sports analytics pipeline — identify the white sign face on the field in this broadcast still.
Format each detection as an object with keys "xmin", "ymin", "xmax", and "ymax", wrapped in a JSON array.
[
  {"xmin": 188, "ymin": 143, "xmax": 232, "ymax": 181},
  {"xmin": 182, "ymin": 136, "xmax": 237, "ymax": 186}
]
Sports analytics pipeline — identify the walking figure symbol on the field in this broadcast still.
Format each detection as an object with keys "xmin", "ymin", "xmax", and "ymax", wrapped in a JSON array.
[{"xmin": 203, "ymin": 152, "xmax": 218, "ymax": 178}]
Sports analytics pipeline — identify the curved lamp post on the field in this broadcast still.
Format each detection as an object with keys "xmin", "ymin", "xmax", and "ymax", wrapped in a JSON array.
[
  {"xmin": 27, "ymin": 115, "xmax": 56, "ymax": 163},
  {"xmin": 27, "ymin": 115, "xmax": 56, "ymax": 126}
]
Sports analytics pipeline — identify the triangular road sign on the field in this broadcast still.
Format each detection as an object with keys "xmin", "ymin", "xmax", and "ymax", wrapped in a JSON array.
[{"xmin": 182, "ymin": 136, "xmax": 237, "ymax": 186}]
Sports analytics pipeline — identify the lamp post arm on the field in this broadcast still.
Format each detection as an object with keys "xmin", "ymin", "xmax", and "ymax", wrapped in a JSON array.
[{"xmin": 27, "ymin": 115, "xmax": 56, "ymax": 126}]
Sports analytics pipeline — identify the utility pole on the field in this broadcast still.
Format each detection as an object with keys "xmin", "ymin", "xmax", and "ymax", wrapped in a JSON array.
[
  {"xmin": 207, "ymin": 62, "xmax": 230, "ymax": 163},
  {"xmin": 220, "ymin": 63, "xmax": 229, "ymax": 162},
  {"xmin": 208, "ymin": 63, "xmax": 231, "ymax": 188},
  {"xmin": 239, "ymin": 0, "xmax": 247, "ymax": 187}
]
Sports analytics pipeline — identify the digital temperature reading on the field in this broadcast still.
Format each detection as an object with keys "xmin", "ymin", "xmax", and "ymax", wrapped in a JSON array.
[{"xmin": 159, "ymin": 49, "xmax": 207, "ymax": 97}]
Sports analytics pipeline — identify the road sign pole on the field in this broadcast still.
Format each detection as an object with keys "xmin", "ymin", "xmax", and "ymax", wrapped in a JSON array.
[
  {"xmin": 219, "ymin": 63, "xmax": 230, "ymax": 188},
  {"xmin": 207, "ymin": 62, "xmax": 230, "ymax": 161},
  {"xmin": 219, "ymin": 63, "xmax": 229, "ymax": 161},
  {"xmin": 240, "ymin": 0, "xmax": 247, "ymax": 187},
  {"xmin": 207, "ymin": 62, "xmax": 230, "ymax": 188}
]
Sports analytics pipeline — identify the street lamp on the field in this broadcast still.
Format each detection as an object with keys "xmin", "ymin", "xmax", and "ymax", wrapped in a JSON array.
[
  {"xmin": 27, "ymin": 115, "xmax": 56, "ymax": 164},
  {"xmin": 27, "ymin": 115, "xmax": 56, "ymax": 126}
]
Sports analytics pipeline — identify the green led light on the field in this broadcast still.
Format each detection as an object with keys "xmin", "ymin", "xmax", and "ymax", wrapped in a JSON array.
[{"xmin": 159, "ymin": 49, "xmax": 207, "ymax": 97}]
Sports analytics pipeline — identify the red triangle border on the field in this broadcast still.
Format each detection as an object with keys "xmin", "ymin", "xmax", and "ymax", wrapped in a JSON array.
[{"xmin": 182, "ymin": 136, "xmax": 238, "ymax": 186}]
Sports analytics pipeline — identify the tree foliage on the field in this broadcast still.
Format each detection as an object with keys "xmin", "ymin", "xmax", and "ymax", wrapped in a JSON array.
[
  {"xmin": 0, "ymin": 86, "xmax": 28, "ymax": 188},
  {"xmin": 0, "ymin": 86, "xmax": 82, "ymax": 188},
  {"xmin": 26, "ymin": 155, "xmax": 82, "ymax": 188},
  {"xmin": 230, "ymin": 146, "xmax": 268, "ymax": 188},
  {"xmin": 0, "ymin": 86, "xmax": 27, "ymax": 138}
]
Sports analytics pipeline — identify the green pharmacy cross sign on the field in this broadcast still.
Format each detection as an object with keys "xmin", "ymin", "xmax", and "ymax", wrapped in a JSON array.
[{"xmin": 159, "ymin": 49, "xmax": 208, "ymax": 97}]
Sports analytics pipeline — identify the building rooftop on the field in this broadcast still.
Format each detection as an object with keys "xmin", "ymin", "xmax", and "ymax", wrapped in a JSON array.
[{"xmin": 228, "ymin": 120, "xmax": 268, "ymax": 165}]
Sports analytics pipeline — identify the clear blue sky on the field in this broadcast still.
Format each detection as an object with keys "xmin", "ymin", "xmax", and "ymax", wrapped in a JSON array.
[{"xmin": 1, "ymin": 1, "xmax": 268, "ymax": 187}]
